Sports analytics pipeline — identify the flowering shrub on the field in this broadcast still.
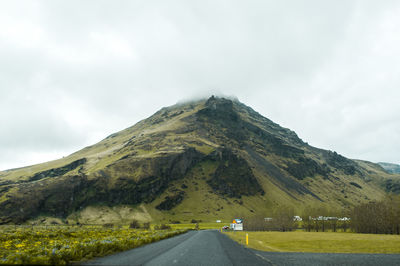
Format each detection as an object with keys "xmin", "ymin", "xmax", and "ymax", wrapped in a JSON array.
[{"xmin": 0, "ymin": 225, "xmax": 187, "ymax": 265}]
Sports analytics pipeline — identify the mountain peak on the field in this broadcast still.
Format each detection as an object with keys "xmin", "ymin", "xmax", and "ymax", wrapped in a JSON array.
[
  {"xmin": 205, "ymin": 95, "xmax": 234, "ymax": 109},
  {"xmin": 0, "ymin": 96, "xmax": 397, "ymax": 225}
]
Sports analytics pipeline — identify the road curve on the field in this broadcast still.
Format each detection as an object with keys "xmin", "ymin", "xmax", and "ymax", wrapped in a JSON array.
[{"xmin": 83, "ymin": 230, "xmax": 400, "ymax": 266}]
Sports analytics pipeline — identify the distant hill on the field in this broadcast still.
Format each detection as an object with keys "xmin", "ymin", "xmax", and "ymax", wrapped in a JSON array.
[
  {"xmin": 378, "ymin": 162, "xmax": 400, "ymax": 174},
  {"xmin": 1, "ymin": 96, "xmax": 399, "ymax": 225}
]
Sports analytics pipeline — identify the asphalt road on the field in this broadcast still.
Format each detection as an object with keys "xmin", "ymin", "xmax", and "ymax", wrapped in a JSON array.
[{"xmin": 83, "ymin": 230, "xmax": 400, "ymax": 266}]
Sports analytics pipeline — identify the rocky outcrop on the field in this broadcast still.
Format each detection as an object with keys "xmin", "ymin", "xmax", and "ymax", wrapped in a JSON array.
[
  {"xmin": 0, "ymin": 174, "xmax": 89, "ymax": 224},
  {"xmin": 0, "ymin": 149, "xmax": 203, "ymax": 223},
  {"xmin": 285, "ymin": 157, "xmax": 330, "ymax": 180},
  {"xmin": 206, "ymin": 149, "xmax": 264, "ymax": 198},
  {"xmin": 384, "ymin": 179, "xmax": 400, "ymax": 193},
  {"xmin": 29, "ymin": 158, "xmax": 87, "ymax": 182},
  {"xmin": 350, "ymin": 182, "xmax": 362, "ymax": 189},
  {"xmin": 155, "ymin": 190, "xmax": 185, "ymax": 210},
  {"xmin": 324, "ymin": 151, "xmax": 359, "ymax": 175}
]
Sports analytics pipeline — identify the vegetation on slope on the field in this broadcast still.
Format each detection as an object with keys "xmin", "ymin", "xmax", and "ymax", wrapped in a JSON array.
[{"xmin": 0, "ymin": 96, "xmax": 399, "ymax": 225}]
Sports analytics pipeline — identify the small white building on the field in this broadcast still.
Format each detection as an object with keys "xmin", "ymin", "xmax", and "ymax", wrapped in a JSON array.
[
  {"xmin": 293, "ymin": 216, "xmax": 302, "ymax": 221},
  {"xmin": 230, "ymin": 218, "xmax": 243, "ymax": 231},
  {"xmin": 216, "ymin": 220, "xmax": 221, "ymax": 223}
]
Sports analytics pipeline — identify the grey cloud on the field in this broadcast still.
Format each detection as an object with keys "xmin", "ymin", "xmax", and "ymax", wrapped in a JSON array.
[
  {"xmin": 0, "ymin": 98, "xmax": 84, "ymax": 150},
  {"xmin": 0, "ymin": 0, "xmax": 399, "ymax": 170}
]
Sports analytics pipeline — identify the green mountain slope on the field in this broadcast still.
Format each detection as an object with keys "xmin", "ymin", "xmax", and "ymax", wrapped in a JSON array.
[{"xmin": 0, "ymin": 96, "xmax": 399, "ymax": 224}]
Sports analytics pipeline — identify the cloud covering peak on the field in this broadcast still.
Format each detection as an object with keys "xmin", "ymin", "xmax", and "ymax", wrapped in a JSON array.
[{"xmin": 0, "ymin": 0, "xmax": 399, "ymax": 170}]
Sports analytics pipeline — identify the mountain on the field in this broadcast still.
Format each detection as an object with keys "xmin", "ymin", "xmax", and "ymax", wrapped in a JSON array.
[
  {"xmin": 378, "ymin": 162, "xmax": 400, "ymax": 174},
  {"xmin": 0, "ymin": 96, "xmax": 399, "ymax": 225}
]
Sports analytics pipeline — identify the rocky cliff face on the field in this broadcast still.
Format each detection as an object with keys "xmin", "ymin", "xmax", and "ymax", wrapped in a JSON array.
[
  {"xmin": 0, "ymin": 96, "xmax": 398, "ymax": 224},
  {"xmin": 206, "ymin": 148, "xmax": 264, "ymax": 198}
]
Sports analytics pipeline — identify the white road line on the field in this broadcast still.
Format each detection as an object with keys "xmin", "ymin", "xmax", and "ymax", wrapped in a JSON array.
[{"xmin": 255, "ymin": 253, "xmax": 276, "ymax": 266}]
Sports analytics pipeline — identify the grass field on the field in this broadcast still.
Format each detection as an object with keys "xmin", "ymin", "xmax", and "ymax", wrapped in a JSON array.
[
  {"xmin": 225, "ymin": 231, "xmax": 400, "ymax": 254},
  {"xmin": 0, "ymin": 225, "xmax": 187, "ymax": 265}
]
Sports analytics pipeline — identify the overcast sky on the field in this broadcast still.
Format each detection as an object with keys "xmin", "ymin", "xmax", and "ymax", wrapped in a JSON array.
[{"xmin": 1, "ymin": 0, "xmax": 399, "ymax": 171}]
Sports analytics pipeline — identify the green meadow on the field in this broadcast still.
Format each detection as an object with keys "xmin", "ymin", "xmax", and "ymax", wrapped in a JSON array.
[{"xmin": 226, "ymin": 231, "xmax": 400, "ymax": 254}]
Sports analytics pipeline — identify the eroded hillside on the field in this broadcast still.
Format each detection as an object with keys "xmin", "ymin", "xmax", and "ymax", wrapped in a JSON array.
[{"xmin": 0, "ymin": 96, "xmax": 399, "ymax": 224}]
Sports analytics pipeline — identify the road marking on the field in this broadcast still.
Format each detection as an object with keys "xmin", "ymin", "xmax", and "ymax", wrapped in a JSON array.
[{"xmin": 255, "ymin": 253, "xmax": 277, "ymax": 266}]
